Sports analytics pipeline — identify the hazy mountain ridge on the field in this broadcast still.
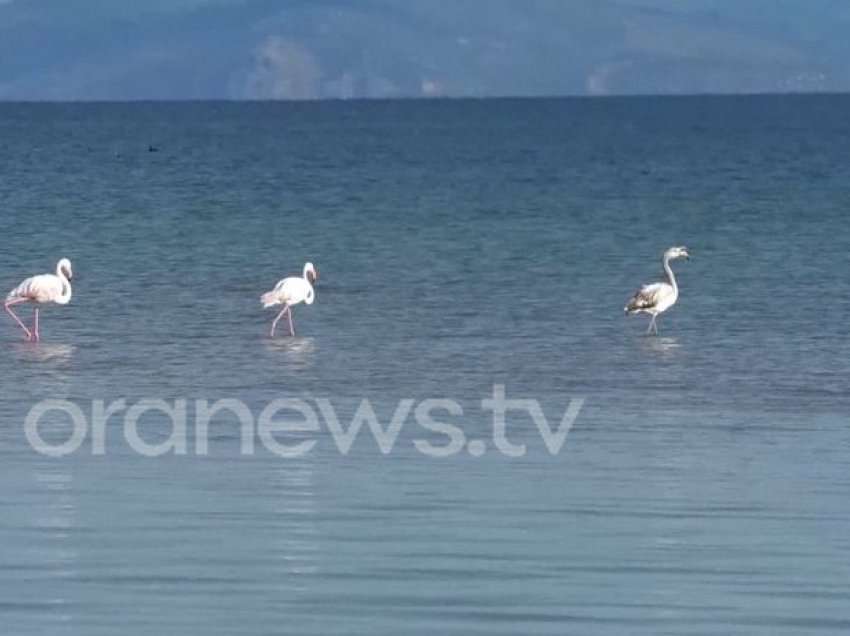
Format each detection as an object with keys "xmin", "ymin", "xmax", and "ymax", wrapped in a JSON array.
[{"xmin": 1, "ymin": 0, "xmax": 847, "ymax": 99}]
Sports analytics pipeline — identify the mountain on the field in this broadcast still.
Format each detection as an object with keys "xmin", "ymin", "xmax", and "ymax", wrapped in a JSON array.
[{"xmin": 1, "ymin": 0, "xmax": 849, "ymax": 99}]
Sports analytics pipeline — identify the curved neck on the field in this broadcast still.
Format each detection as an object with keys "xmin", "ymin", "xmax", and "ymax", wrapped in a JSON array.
[
  {"xmin": 55, "ymin": 264, "xmax": 72, "ymax": 303},
  {"xmin": 662, "ymin": 255, "xmax": 677, "ymax": 294}
]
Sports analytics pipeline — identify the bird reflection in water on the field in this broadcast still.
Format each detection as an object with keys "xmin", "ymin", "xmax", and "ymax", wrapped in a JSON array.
[
  {"xmin": 264, "ymin": 337, "xmax": 316, "ymax": 369},
  {"xmin": 14, "ymin": 342, "xmax": 76, "ymax": 365},
  {"xmin": 641, "ymin": 336, "xmax": 682, "ymax": 355}
]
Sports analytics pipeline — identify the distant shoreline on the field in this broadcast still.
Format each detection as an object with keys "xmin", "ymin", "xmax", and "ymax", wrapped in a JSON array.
[{"xmin": 1, "ymin": 91, "xmax": 850, "ymax": 105}]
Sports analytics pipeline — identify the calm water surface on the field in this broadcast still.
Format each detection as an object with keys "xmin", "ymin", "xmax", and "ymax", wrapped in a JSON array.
[{"xmin": 1, "ymin": 97, "xmax": 850, "ymax": 635}]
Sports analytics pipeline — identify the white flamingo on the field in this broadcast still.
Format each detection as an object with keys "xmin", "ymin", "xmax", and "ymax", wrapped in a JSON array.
[
  {"xmin": 261, "ymin": 262, "xmax": 318, "ymax": 337},
  {"xmin": 5, "ymin": 258, "xmax": 74, "ymax": 342},
  {"xmin": 624, "ymin": 246, "xmax": 689, "ymax": 335}
]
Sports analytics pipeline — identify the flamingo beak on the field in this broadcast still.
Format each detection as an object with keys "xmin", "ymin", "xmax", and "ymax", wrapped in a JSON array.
[{"xmin": 310, "ymin": 269, "xmax": 319, "ymax": 284}]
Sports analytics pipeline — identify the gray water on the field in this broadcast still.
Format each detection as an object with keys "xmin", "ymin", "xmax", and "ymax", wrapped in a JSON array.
[{"xmin": 1, "ymin": 96, "xmax": 850, "ymax": 635}]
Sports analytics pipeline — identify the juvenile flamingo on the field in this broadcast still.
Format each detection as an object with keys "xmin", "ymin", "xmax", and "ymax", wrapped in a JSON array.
[
  {"xmin": 261, "ymin": 262, "xmax": 318, "ymax": 337},
  {"xmin": 5, "ymin": 258, "xmax": 74, "ymax": 342},
  {"xmin": 625, "ymin": 246, "xmax": 689, "ymax": 335}
]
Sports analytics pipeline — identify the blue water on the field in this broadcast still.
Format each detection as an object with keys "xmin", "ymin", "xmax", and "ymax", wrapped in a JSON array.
[{"xmin": 2, "ymin": 96, "xmax": 850, "ymax": 635}]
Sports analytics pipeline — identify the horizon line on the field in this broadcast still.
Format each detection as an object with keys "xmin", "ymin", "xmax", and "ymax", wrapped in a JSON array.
[{"xmin": 1, "ymin": 90, "xmax": 849, "ymax": 105}]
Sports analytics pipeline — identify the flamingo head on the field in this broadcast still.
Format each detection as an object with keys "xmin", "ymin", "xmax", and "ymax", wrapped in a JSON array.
[
  {"xmin": 303, "ymin": 262, "xmax": 318, "ymax": 284},
  {"xmin": 665, "ymin": 246, "xmax": 689, "ymax": 261},
  {"xmin": 58, "ymin": 258, "xmax": 73, "ymax": 281}
]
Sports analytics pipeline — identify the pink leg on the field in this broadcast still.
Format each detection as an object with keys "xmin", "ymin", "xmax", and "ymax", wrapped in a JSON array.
[
  {"xmin": 270, "ymin": 306, "xmax": 289, "ymax": 337},
  {"xmin": 5, "ymin": 299, "xmax": 33, "ymax": 341},
  {"xmin": 33, "ymin": 307, "xmax": 40, "ymax": 342},
  {"xmin": 287, "ymin": 308, "xmax": 295, "ymax": 336}
]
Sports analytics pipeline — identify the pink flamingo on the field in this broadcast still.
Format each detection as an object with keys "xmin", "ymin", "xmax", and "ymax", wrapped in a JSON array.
[
  {"xmin": 5, "ymin": 258, "xmax": 73, "ymax": 342},
  {"xmin": 261, "ymin": 262, "xmax": 317, "ymax": 337}
]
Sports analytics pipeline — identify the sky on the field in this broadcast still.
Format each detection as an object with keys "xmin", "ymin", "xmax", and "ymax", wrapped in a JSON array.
[{"xmin": 1, "ymin": 0, "xmax": 849, "ymax": 100}]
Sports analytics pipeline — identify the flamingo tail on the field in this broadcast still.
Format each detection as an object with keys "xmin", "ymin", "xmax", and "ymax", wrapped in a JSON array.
[{"xmin": 261, "ymin": 291, "xmax": 280, "ymax": 308}]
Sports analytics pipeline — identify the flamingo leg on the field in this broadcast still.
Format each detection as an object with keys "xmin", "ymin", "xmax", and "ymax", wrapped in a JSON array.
[
  {"xmin": 646, "ymin": 315, "xmax": 657, "ymax": 336},
  {"xmin": 270, "ymin": 305, "xmax": 289, "ymax": 337},
  {"xmin": 4, "ymin": 299, "xmax": 33, "ymax": 341},
  {"xmin": 287, "ymin": 308, "xmax": 295, "ymax": 336},
  {"xmin": 33, "ymin": 307, "xmax": 40, "ymax": 342}
]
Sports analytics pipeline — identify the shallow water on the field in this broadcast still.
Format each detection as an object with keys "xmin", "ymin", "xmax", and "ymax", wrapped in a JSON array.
[{"xmin": 1, "ymin": 96, "xmax": 850, "ymax": 635}]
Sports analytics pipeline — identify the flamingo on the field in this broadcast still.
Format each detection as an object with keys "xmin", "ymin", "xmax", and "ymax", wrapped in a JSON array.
[
  {"xmin": 5, "ymin": 258, "xmax": 74, "ymax": 342},
  {"xmin": 261, "ymin": 262, "xmax": 318, "ymax": 337},
  {"xmin": 624, "ymin": 246, "xmax": 689, "ymax": 335}
]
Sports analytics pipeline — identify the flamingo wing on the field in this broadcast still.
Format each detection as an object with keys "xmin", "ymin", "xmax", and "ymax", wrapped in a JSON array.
[
  {"xmin": 279, "ymin": 277, "xmax": 313, "ymax": 305},
  {"xmin": 261, "ymin": 276, "xmax": 304, "ymax": 308},
  {"xmin": 6, "ymin": 274, "xmax": 63, "ymax": 303},
  {"xmin": 625, "ymin": 282, "xmax": 672, "ymax": 313}
]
